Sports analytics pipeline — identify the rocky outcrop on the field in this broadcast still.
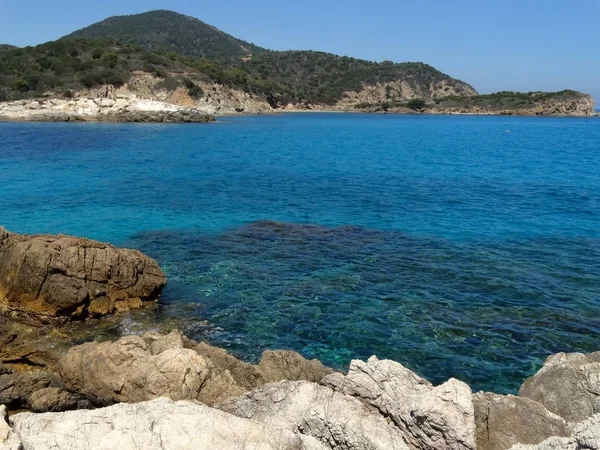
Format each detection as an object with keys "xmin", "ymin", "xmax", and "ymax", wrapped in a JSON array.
[
  {"xmin": 519, "ymin": 352, "xmax": 600, "ymax": 423},
  {"xmin": 58, "ymin": 331, "xmax": 332, "ymax": 407},
  {"xmin": 0, "ymin": 363, "xmax": 91, "ymax": 412},
  {"xmin": 7, "ymin": 397, "xmax": 325, "ymax": 450},
  {"xmin": 510, "ymin": 413, "xmax": 600, "ymax": 450},
  {"xmin": 0, "ymin": 405, "xmax": 21, "ymax": 450},
  {"xmin": 473, "ymin": 392, "xmax": 569, "ymax": 450},
  {"xmin": 0, "ymin": 227, "xmax": 166, "ymax": 320},
  {"xmin": 322, "ymin": 356, "xmax": 475, "ymax": 450},
  {"xmin": 220, "ymin": 380, "xmax": 410, "ymax": 449},
  {"xmin": 0, "ymin": 97, "xmax": 215, "ymax": 122}
]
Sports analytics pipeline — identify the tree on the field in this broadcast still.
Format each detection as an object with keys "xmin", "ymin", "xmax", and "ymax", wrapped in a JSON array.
[
  {"xmin": 12, "ymin": 78, "xmax": 29, "ymax": 92},
  {"xmin": 188, "ymin": 84, "xmax": 204, "ymax": 99},
  {"xmin": 92, "ymin": 48, "xmax": 103, "ymax": 59},
  {"xmin": 407, "ymin": 98, "xmax": 427, "ymax": 111},
  {"xmin": 101, "ymin": 52, "xmax": 118, "ymax": 68}
]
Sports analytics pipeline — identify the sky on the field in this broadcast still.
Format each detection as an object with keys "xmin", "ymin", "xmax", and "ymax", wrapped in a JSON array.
[{"xmin": 0, "ymin": 0, "xmax": 598, "ymax": 102}]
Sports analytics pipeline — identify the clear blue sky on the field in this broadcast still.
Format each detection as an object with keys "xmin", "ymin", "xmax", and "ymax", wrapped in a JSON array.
[{"xmin": 1, "ymin": 0, "xmax": 598, "ymax": 102}]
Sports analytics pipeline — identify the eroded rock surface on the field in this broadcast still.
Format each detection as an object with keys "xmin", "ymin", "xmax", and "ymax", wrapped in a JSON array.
[
  {"xmin": 0, "ymin": 227, "xmax": 166, "ymax": 319},
  {"xmin": 59, "ymin": 331, "xmax": 332, "ymax": 406},
  {"xmin": 322, "ymin": 356, "xmax": 476, "ymax": 450},
  {"xmin": 473, "ymin": 392, "xmax": 569, "ymax": 450},
  {"xmin": 510, "ymin": 413, "xmax": 600, "ymax": 450},
  {"xmin": 519, "ymin": 352, "xmax": 600, "ymax": 423},
  {"xmin": 7, "ymin": 397, "xmax": 325, "ymax": 450},
  {"xmin": 0, "ymin": 405, "xmax": 21, "ymax": 450},
  {"xmin": 220, "ymin": 380, "xmax": 410, "ymax": 449}
]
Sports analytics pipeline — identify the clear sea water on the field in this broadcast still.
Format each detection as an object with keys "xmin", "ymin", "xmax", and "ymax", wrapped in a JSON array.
[{"xmin": 1, "ymin": 113, "xmax": 599, "ymax": 394}]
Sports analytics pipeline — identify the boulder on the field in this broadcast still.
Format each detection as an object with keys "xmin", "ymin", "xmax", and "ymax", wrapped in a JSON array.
[
  {"xmin": 519, "ymin": 352, "xmax": 600, "ymax": 423},
  {"xmin": 59, "ymin": 331, "xmax": 333, "ymax": 407},
  {"xmin": 7, "ymin": 397, "xmax": 325, "ymax": 450},
  {"xmin": 0, "ymin": 363, "xmax": 90, "ymax": 412},
  {"xmin": 510, "ymin": 413, "xmax": 600, "ymax": 450},
  {"xmin": 473, "ymin": 392, "xmax": 569, "ymax": 450},
  {"xmin": 322, "ymin": 356, "xmax": 476, "ymax": 450},
  {"xmin": 0, "ymin": 227, "xmax": 166, "ymax": 320},
  {"xmin": 220, "ymin": 380, "xmax": 410, "ymax": 449},
  {"xmin": 0, "ymin": 405, "xmax": 21, "ymax": 450}
]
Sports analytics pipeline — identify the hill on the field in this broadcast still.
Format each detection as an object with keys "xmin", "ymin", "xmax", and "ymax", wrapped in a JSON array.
[
  {"xmin": 238, "ymin": 50, "xmax": 477, "ymax": 105},
  {"xmin": 0, "ymin": 44, "xmax": 17, "ymax": 51},
  {"xmin": 63, "ymin": 10, "xmax": 266, "ymax": 60}
]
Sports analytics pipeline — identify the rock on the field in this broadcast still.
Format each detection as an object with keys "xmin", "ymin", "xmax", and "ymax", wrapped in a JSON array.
[
  {"xmin": 322, "ymin": 356, "xmax": 476, "ymax": 450},
  {"xmin": 220, "ymin": 380, "xmax": 410, "ymax": 449},
  {"xmin": 59, "ymin": 330, "xmax": 334, "ymax": 407},
  {"xmin": 473, "ymin": 392, "xmax": 569, "ymax": 450},
  {"xmin": 7, "ymin": 397, "xmax": 325, "ymax": 450},
  {"xmin": 258, "ymin": 350, "xmax": 333, "ymax": 383},
  {"xmin": 0, "ymin": 405, "xmax": 21, "ymax": 450},
  {"xmin": 0, "ymin": 227, "xmax": 166, "ymax": 320},
  {"xmin": 510, "ymin": 413, "xmax": 600, "ymax": 450},
  {"xmin": 58, "ymin": 334, "xmax": 212, "ymax": 405},
  {"xmin": 519, "ymin": 352, "xmax": 600, "ymax": 423},
  {"xmin": 28, "ymin": 387, "xmax": 92, "ymax": 413}
]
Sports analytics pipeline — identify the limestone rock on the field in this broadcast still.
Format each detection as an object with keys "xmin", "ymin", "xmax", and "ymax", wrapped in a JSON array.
[
  {"xmin": 322, "ymin": 356, "xmax": 476, "ymax": 450},
  {"xmin": 58, "ymin": 334, "xmax": 212, "ymax": 405},
  {"xmin": 8, "ymin": 397, "xmax": 325, "ymax": 450},
  {"xmin": 258, "ymin": 350, "xmax": 333, "ymax": 383},
  {"xmin": 473, "ymin": 392, "xmax": 568, "ymax": 450},
  {"xmin": 510, "ymin": 413, "xmax": 600, "ymax": 450},
  {"xmin": 59, "ymin": 330, "xmax": 334, "ymax": 407},
  {"xmin": 519, "ymin": 352, "xmax": 600, "ymax": 423},
  {"xmin": 0, "ymin": 405, "xmax": 21, "ymax": 450},
  {"xmin": 0, "ymin": 227, "xmax": 166, "ymax": 319},
  {"xmin": 220, "ymin": 380, "xmax": 410, "ymax": 449}
]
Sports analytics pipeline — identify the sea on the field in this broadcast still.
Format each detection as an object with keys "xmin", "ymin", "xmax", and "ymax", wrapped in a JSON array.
[{"xmin": 1, "ymin": 113, "xmax": 599, "ymax": 394}]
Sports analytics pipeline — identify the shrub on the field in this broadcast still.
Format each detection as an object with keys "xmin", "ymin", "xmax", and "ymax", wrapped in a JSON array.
[
  {"xmin": 12, "ymin": 78, "xmax": 29, "ymax": 92},
  {"xmin": 188, "ymin": 84, "xmax": 204, "ymax": 99},
  {"xmin": 101, "ymin": 52, "xmax": 118, "ymax": 68},
  {"xmin": 182, "ymin": 77, "xmax": 195, "ymax": 89},
  {"xmin": 63, "ymin": 89, "xmax": 73, "ymax": 98},
  {"xmin": 92, "ymin": 48, "xmax": 103, "ymax": 59},
  {"xmin": 407, "ymin": 98, "xmax": 427, "ymax": 111}
]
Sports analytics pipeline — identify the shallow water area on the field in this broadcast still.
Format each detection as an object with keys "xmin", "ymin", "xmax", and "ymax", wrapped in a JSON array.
[{"xmin": 1, "ymin": 113, "xmax": 599, "ymax": 393}]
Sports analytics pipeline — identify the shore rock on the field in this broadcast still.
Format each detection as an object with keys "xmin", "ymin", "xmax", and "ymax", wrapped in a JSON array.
[
  {"xmin": 519, "ymin": 352, "xmax": 600, "ymax": 423},
  {"xmin": 0, "ymin": 227, "xmax": 166, "ymax": 319},
  {"xmin": 220, "ymin": 380, "xmax": 410, "ymax": 449},
  {"xmin": 0, "ymin": 97, "xmax": 214, "ymax": 123},
  {"xmin": 322, "ymin": 356, "xmax": 476, "ymax": 450},
  {"xmin": 59, "ymin": 331, "xmax": 332, "ymax": 407},
  {"xmin": 0, "ymin": 405, "xmax": 21, "ymax": 450},
  {"xmin": 7, "ymin": 397, "xmax": 325, "ymax": 450},
  {"xmin": 473, "ymin": 392, "xmax": 569, "ymax": 450},
  {"xmin": 510, "ymin": 413, "xmax": 600, "ymax": 450}
]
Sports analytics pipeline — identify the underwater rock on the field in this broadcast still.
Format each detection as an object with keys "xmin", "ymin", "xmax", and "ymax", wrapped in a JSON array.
[
  {"xmin": 473, "ymin": 392, "xmax": 569, "ymax": 450},
  {"xmin": 519, "ymin": 351, "xmax": 600, "ymax": 423},
  {"xmin": 0, "ymin": 227, "xmax": 166, "ymax": 320}
]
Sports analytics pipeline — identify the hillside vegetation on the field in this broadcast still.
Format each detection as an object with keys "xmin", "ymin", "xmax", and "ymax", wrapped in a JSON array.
[
  {"xmin": 434, "ymin": 90, "xmax": 587, "ymax": 110},
  {"xmin": 63, "ymin": 10, "xmax": 266, "ymax": 60},
  {"xmin": 238, "ymin": 51, "xmax": 475, "ymax": 105}
]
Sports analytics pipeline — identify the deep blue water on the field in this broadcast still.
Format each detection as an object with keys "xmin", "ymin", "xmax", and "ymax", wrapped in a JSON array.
[{"xmin": 1, "ymin": 113, "xmax": 599, "ymax": 393}]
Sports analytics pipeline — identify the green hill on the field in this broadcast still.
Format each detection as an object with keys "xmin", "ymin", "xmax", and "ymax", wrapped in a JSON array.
[
  {"xmin": 238, "ymin": 51, "xmax": 476, "ymax": 105},
  {"xmin": 0, "ymin": 44, "xmax": 17, "ymax": 51},
  {"xmin": 63, "ymin": 10, "xmax": 266, "ymax": 60}
]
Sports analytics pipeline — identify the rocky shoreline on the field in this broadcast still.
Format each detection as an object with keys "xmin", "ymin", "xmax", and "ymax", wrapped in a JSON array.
[
  {"xmin": 1, "ymin": 227, "xmax": 600, "ymax": 450},
  {"xmin": 0, "ymin": 98, "xmax": 215, "ymax": 123}
]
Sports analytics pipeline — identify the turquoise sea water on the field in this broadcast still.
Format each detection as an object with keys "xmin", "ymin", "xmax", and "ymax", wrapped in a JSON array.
[{"xmin": 1, "ymin": 113, "xmax": 599, "ymax": 393}]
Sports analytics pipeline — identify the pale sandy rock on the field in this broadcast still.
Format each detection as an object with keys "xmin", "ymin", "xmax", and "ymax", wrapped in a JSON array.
[
  {"xmin": 473, "ymin": 392, "xmax": 568, "ymax": 450},
  {"xmin": 220, "ymin": 380, "xmax": 410, "ymax": 450},
  {"xmin": 59, "ymin": 331, "xmax": 333, "ymax": 407},
  {"xmin": 322, "ymin": 356, "xmax": 476, "ymax": 450},
  {"xmin": 0, "ymin": 405, "xmax": 21, "ymax": 450},
  {"xmin": 519, "ymin": 351, "xmax": 600, "ymax": 423},
  {"xmin": 510, "ymin": 413, "xmax": 600, "ymax": 450},
  {"xmin": 8, "ymin": 397, "xmax": 325, "ymax": 450}
]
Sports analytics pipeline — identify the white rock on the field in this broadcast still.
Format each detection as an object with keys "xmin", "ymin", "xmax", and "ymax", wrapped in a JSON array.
[
  {"xmin": 221, "ymin": 380, "xmax": 410, "ymax": 449},
  {"xmin": 322, "ymin": 356, "xmax": 476, "ymax": 450},
  {"xmin": 8, "ymin": 397, "xmax": 325, "ymax": 450}
]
